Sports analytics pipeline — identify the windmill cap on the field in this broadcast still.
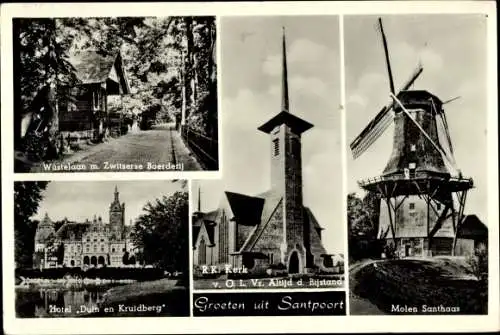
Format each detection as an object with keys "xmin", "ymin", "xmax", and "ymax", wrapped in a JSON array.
[{"xmin": 397, "ymin": 90, "xmax": 443, "ymax": 106}]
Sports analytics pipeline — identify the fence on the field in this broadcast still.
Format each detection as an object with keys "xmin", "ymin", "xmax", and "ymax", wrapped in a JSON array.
[{"xmin": 181, "ymin": 126, "xmax": 218, "ymax": 170}]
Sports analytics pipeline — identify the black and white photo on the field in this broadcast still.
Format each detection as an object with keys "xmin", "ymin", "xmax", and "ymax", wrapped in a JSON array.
[
  {"xmin": 192, "ymin": 16, "xmax": 345, "ymax": 291},
  {"xmin": 14, "ymin": 180, "xmax": 189, "ymax": 317},
  {"xmin": 13, "ymin": 17, "xmax": 218, "ymax": 172},
  {"xmin": 345, "ymin": 15, "xmax": 489, "ymax": 315}
]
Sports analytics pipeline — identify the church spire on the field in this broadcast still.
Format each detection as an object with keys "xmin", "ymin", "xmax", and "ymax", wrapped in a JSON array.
[
  {"xmin": 114, "ymin": 185, "xmax": 119, "ymax": 202},
  {"xmin": 281, "ymin": 27, "xmax": 289, "ymax": 113}
]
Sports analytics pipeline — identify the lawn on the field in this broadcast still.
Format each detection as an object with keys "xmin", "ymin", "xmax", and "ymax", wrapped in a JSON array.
[{"xmin": 350, "ymin": 258, "xmax": 487, "ymax": 315}]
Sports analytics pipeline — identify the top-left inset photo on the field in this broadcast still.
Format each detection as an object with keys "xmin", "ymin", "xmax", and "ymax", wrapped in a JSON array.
[{"xmin": 13, "ymin": 16, "xmax": 218, "ymax": 173}]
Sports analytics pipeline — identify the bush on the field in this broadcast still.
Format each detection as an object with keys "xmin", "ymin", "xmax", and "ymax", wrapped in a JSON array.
[
  {"xmin": 383, "ymin": 242, "xmax": 398, "ymax": 259},
  {"xmin": 467, "ymin": 246, "xmax": 488, "ymax": 282}
]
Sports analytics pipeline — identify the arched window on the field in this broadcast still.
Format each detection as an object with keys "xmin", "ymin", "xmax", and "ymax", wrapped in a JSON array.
[{"xmin": 199, "ymin": 238, "xmax": 206, "ymax": 265}]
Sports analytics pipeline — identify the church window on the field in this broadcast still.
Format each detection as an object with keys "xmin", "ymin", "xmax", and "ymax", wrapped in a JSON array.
[
  {"xmin": 112, "ymin": 247, "xmax": 116, "ymax": 252},
  {"xmin": 409, "ymin": 203, "xmax": 415, "ymax": 211},
  {"xmin": 199, "ymin": 238, "xmax": 206, "ymax": 264},
  {"xmin": 273, "ymin": 139, "xmax": 279, "ymax": 156}
]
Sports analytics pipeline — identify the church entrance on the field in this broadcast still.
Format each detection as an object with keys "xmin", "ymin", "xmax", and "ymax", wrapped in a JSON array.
[{"xmin": 288, "ymin": 251, "xmax": 299, "ymax": 274}]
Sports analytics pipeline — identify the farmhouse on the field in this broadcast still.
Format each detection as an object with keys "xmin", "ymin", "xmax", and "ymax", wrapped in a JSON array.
[{"xmin": 58, "ymin": 50, "xmax": 131, "ymax": 141}]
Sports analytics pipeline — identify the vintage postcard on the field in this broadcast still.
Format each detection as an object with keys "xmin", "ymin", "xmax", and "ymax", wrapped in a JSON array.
[
  {"xmin": 12, "ymin": 16, "xmax": 218, "ymax": 173},
  {"xmin": 345, "ymin": 14, "xmax": 490, "ymax": 315},
  {"xmin": 1, "ymin": 1, "xmax": 498, "ymax": 334},
  {"xmin": 14, "ymin": 180, "xmax": 190, "ymax": 317}
]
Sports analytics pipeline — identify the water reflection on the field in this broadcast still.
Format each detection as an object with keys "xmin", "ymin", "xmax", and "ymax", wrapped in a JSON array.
[{"xmin": 16, "ymin": 285, "xmax": 113, "ymax": 318}]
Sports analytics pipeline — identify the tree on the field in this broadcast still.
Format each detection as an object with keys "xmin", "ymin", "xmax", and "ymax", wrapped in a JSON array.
[
  {"xmin": 347, "ymin": 192, "xmax": 381, "ymax": 261},
  {"xmin": 14, "ymin": 181, "xmax": 49, "ymax": 268},
  {"xmin": 13, "ymin": 18, "xmax": 78, "ymax": 157},
  {"xmin": 122, "ymin": 251, "xmax": 130, "ymax": 265},
  {"xmin": 467, "ymin": 245, "xmax": 488, "ymax": 282},
  {"xmin": 131, "ymin": 191, "xmax": 188, "ymax": 272}
]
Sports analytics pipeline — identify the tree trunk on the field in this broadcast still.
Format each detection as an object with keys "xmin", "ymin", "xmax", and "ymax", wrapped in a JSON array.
[
  {"xmin": 180, "ymin": 52, "xmax": 186, "ymax": 126},
  {"xmin": 184, "ymin": 17, "xmax": 194, "ymax": 119}
]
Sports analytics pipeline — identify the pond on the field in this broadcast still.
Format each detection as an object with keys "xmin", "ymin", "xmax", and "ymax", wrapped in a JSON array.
[
  {"xmin": 16, "ymin": 284, "xmax": 121, "ymax": 318},
  {"xmin": 15, "ymin": 280, "xmax": 190, "ymax": 317}
]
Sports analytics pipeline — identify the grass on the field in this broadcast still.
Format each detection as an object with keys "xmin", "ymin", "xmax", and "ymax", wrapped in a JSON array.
[{"xmin": 350, "ymin": 258, "xmax": 487, "ymax": 315}]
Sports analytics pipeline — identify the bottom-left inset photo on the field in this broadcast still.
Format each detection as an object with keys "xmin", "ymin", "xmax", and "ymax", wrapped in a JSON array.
[{"xmin": 14, "ymin": 180, "xmax": 189, "ymax": 318}]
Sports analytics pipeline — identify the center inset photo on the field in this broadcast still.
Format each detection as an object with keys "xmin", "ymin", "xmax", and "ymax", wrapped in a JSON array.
[{"xmin": 192, "ymin": 15, "xmax": 344, "ymax": 291}]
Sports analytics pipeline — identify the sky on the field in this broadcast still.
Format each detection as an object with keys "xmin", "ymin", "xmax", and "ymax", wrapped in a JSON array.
[
  {"xmin": 194, "ymin": 16, "xmax": 343, "ymax": 254},
  {"xmin": 33, "ymin": 180, "xmax": 187, "ymax": 225},
  {"xmin": 345, "ymin": 14, "xmax": 488, "ymax": 223}
]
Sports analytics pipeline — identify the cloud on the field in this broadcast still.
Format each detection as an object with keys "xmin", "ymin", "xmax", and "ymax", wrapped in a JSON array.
[
  {"xmin": 262, "ymin": 38, "xmax": 338, "ymax": 79},
  {"xmin": 262, "ymin": 54, "xmax": 281, "ymax": 76},
  {"xmin": 347, "ymin": 94, "xmax": 367, "ymax": 108},
  {"xmin": 288, "ymin": 39, "xmax": 330, "ymax": 64}
]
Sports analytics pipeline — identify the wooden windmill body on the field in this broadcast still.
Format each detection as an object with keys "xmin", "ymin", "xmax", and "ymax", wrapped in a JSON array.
[{"xmin": 350, "ymin": 19, "xmax": 473, "ymax": 257}]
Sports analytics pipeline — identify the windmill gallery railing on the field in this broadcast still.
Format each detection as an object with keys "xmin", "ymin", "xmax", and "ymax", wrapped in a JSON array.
[{"xmin": 181, "ymin": 126, "xmax": 218, "ymax": 170}]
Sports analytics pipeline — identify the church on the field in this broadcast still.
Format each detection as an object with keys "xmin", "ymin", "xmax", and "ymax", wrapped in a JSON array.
[
  {"xmin": 192, "ymin": 29, "xmax": 336, "ymax": 275},
  {"xmin": 34, "ymin": 186, "xmax": 138, "ymax": 269}
]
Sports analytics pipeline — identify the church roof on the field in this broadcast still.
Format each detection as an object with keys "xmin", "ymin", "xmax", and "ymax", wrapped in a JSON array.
[
  {"xmin": 193, "ymin": 188, "xmax": 324, "ymax": 254},
  {"xmin": 239, "ymin": 190, "xmax": 283, "ymax": 252},
  {"xmin": 304, "ymin": 207, "xmax": 323, "ymax": 230},
  {"xmin": 224, "ymin": 191, "xmax": 265, "ymax": 226},
  {"xmin": 204, "ymin": 209, "xmax": 220, "ymax": 222},
  {"xmin": 205, "ymin": 223, "xmax": 216, "ymax": 246},
  {"xmin": 258, "ymin": 111, "xmax": 314, "ymax": 134}
]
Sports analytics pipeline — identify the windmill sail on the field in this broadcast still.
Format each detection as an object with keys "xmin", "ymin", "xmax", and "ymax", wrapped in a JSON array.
[
  {"xmin": 378, "ymin": 18, "xmax": 395, "ymax": 94},
  {"xmin": 436, "ymin": 112, "xmax": 458, "ymax": 174},
  {"xmin": 350, "ymin": 64, "xmax": 424, "ymax": 159},
  {"xmin": 351, "ymin": 106, "xmax": 393, "ymax": 159}
]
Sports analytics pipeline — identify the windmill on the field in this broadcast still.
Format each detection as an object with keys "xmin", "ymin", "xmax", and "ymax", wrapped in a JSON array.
[{"xmin": 350, "ymin": 18, "xmax": 473, "ymax": 257}]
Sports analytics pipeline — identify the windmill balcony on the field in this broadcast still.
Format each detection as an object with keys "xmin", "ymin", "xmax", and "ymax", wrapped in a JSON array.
[{"xmin": 358, "ymin": 172, "xmax": 473, "ymax": 197}]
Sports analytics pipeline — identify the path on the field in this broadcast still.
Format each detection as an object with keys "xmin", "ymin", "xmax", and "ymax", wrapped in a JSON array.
[{"xmin": 32, "ymin": 123, "xmax": 202, "ymax": 172}]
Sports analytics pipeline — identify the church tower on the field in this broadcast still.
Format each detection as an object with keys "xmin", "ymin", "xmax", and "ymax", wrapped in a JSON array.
[
  {"xmin": 257, "ymin": 28, "xmax": 314, "ymax": 273},
  {"xmin": 109, "ymin": 185, "xmax": 125, "ymax": 236}
]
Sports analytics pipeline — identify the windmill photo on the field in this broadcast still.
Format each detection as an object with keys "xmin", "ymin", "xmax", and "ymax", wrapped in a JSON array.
[{"xmin": 349, "ymin": 18, "xmax": 477, "ymax": 257}]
